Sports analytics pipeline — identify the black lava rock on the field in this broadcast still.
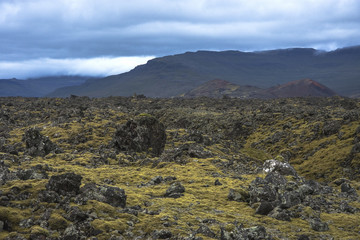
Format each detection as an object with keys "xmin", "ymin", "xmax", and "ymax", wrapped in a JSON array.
[
  {"xmin": 76, "ymin": 183, "xmax": 127, "ymax": 208},
  {"xmin": 46, "ymin": 173, "xmax": 82, "ymax": 196},
  {"xmin": 214, "ymin": 179, "xmax": 222, "ymax": 186},
  {"xmin": 310, "ymin": 218, "xmax": 329, "ymax": 232},
  {"xmin": 341, "ymin": 182, "xmax": 357, "ymax": 195},
  {"xmin": 256, "ymin": 201, "xmax": 274, "ymax": 215},
  {"xmin": 22, "ymin": 128, "xmax": 60, "ymax": 157},
  {"xmin": 164, "ymin": 182, "xmax": 185, "ymax": 198},
  {"xmin": 113, "ymin": 114, "xmax": 166, "ymax": 156}
]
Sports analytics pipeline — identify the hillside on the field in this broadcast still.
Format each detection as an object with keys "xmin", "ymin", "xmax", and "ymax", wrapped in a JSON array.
[
  {"xmin": 182, "ymin": 79, "xmax": 261, "ymax": 98},
  {"xmin": 0, "ymin": 96, "xmax": 360, "ymax": 239},
  {"xmin": 0, "ymin": 76, "xmax": 93, "ymax": 97},
  {"xmin": 48, "ymin": 46, "xmax": 360, "ymax": 98},
  {"xmin": 252, "ymin": 79, "xmax": 337, "ymax": 98},
  {"xmin": 183, "ymin": 78, "xmax": 337, "ymax": 98}
]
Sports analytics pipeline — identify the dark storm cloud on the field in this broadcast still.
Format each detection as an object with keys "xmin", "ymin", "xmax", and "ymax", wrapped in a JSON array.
[{"xmin": 0, "ymin": 0, "xmax": 359, "ymax": 78}]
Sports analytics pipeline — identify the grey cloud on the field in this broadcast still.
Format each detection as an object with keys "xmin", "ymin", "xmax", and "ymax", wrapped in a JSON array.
[{"xmin": 0, "ymin": 0, "xmax": 359, "ymax": 77}]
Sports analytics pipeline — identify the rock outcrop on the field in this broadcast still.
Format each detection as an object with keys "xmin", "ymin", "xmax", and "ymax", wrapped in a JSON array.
[{"xmin": 113, "ymin": 114, "xmax": 166, "ymax": 156}]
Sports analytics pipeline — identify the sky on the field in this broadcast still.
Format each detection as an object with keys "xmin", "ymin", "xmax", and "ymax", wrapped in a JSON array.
[{"xmin": 0, "ymin": 0, "xmax": 359, "ymax": 79}]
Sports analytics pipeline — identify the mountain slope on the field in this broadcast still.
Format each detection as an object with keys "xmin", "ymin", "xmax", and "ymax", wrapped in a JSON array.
[
  {"xmin": 182, "ymin": 79, "xmax": 261, "ymax": 98},
  {"xmin": 253, "ymin": 78, "xmax": 337, "ymax": 98},
  {"xmin": 49, "ymin": 46, "xmax": 360, "ymax": 98},
  {"xmin": 0, "ymin": 76, "xmax": 93, "ymax": 97},
  {"xmin": 183, "ymin": 78, "xmax": 337, "ymax": 99}
]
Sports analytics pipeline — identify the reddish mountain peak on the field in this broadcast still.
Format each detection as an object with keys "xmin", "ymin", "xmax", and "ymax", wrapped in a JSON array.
[
  {"xmin": 266, "ymin": 79, "xmax": 337, "ymax": 98},
  {"xmin": 282, "ymin": 79, "xmax": 328, "ymax": 90}
]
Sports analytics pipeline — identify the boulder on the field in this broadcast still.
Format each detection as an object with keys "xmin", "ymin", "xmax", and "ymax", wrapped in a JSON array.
[
  {"xmin": 22, "ymin": 128, "xmax": 60, "ymax": 157},
  {"xmin": 256, "ymin": 201, "xmax": 274, "ymax": 215},
  {"xmin": 46, "ymin": 173, "xmax": 82, "ymax": 196},
  {"xmin": 164, "ymin": 182, "xmax": 185, "ymax": 198},
  {"xmin": 76, "ymin": 183, "xmax": 127, "ymax": 208},
  {"xmin": 113, "ymin": 114, "xmax": 166, "ymax": 156},
  {"xmin": 268, "ymin": 207, "xmax": 291, "ymax": 221},
  {"xmin": 341, "ymin": 182, "xmax": 357, "ymax": 195},
  {"xmin": 309, "ymin": 218, "xmax": 329, "ymax": 232},
  {"xmin": 263, "ymin": 159, "xmax": 297, "ymax": 176},
  {"xmin": 322, "ymin": 120, "xmax": 341, "ymax": 136},
  {"xmin": 214, "ymin": 179, "xmax": 222, "ymax": 186}
]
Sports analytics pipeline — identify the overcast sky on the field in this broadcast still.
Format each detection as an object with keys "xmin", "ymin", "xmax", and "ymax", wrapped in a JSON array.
[{"xmin": 1, "ymin": 0, "xmax": 359, "ymax": 79}]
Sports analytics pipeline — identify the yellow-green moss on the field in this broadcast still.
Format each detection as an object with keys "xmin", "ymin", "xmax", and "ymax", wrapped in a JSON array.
[
  {"xmin": 48, "ymin": 212, "xmax": 69, "ymax": 230},
  {"xmin": 30, "ymin": 225, "xmax": 49, "ymax": 236}
]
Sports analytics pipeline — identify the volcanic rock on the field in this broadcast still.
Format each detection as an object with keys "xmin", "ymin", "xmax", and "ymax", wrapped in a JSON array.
[
  {"xmin": 76, "ymin": 183, "xmax": 127, "ymax": 208},
  {"xmin": 22, "ymin": 128, "xmax": 60, "ymax": 157},
  {"xmin": 46, "ymin": 173, "xmax": 82, "ymax": 196},
  {"xmin": 164, "ymin": 182, "xmax": 185, "ymax": 198},
  {"xmin": 113, "ymin": 114, "xmax": 166, "ymax": 156}
]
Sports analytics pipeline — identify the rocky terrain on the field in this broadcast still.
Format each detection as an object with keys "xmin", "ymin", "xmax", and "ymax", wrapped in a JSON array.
[{"xmin": 0, "ymin": 96, "xmax": 360, "ymax": 239}]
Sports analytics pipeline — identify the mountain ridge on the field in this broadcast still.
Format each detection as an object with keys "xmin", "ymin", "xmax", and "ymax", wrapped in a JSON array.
[{"xmin": 48, "ymin": 46, "xmax": 360, "ymax": 98}]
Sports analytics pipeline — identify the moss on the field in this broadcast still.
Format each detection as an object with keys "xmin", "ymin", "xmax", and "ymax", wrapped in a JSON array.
[
  {"xmin": 321, "ymin": 212, "xmax": 360, "ymax": 239},
  {"xmin": 0, "ymin": 206, "xmax": 31, "ymax": 232},
  {"xmin": 91, "ymin": 218, "xmax": 128, "ymax": 239},
  {"xmin": 241, "ymin": 147, "xmax": 271, "ymax": 161},
  {"xmin": 2, "ymin": 97, "xmax": 360, "ymax": 239},
  {"xmin": 48, "ymin": 212, "xmax": 69, "ymax": 230},
  {"xmin": 30, "ymin": 225, "xmax": 49, "ymax": 236},
  {"xmin": 79, "ymin": 200, "xmax": 118, "ymax": 218}
]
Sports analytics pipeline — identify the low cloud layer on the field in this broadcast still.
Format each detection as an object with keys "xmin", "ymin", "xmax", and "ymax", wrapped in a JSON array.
[
  {"xmin": 0, "ymin": 0, "xmax": 359, "ymax": 78},
  {"xmin": 0, "ymin": 56, "xmax": 154, "ymax": 79}
]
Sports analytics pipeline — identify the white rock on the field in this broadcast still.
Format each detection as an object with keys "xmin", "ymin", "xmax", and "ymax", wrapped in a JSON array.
[{"xmin": 263, "ymin": 159, "xmax": 297, "ymax": 176}]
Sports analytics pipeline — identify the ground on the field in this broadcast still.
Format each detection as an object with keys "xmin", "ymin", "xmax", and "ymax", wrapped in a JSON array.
[{"xmin": 0, "ymin": 96, "xmax": 359, "ymax": 239}]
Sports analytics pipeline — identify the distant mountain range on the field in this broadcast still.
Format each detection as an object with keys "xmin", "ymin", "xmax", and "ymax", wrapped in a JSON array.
[
  {"xmin": 182, "ymin": 78, "xmax": 337, "ymax": 98},
  {"xmin": 48, "ymin": 46, "xmax": 360, "ymax": 98},
  {"xmin": 0, "ymin": 46, "xmax": 359, "ymax": 98},
  {"xmin": 0, "ymin": 76, "xmax": 92, "ymax": 97}
]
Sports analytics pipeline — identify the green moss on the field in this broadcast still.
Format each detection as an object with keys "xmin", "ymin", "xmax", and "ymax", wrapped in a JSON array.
[
  {"xmin": 241, "ymin": 147, "xmax": 271, "ymax": 161},
  {"xmin": 0, "ymin": 207, "xmax": 31, "ymax": 232},
  {"xmin": 91, "ymin": 218, "xmax": 128, "ymax": 239},
  {"xmin": 321, "ymin": 212, "xmax": 360, "ymax": 239},
  {"xmin": 30, "ymin": 225, "xmax": 49, "ymax": 236},
  {"xmin": 48, "ymin": 212, "xmax": 69, "ymax": 230}
]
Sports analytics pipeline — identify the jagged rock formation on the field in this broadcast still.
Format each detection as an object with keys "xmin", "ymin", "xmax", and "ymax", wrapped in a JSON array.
[
  {"xmin": 22, "ymin": 128, "xmax": 61, "ymax": 157},
  {"xmin": 112, "ymin": 114, "xmax": 166, "ymax": 156}
]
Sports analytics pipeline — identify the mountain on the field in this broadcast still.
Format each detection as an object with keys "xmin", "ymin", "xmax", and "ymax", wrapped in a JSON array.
[
  {"xmin": 182, "ymin": 79, "xmax": 261, "ymax": 98},
  {"xmin": 48, "ymin": 46, "xmax": 360, "ymax": 98},
  {"xmin": 183, "ymin": 78, "xmax": 336, "ymax": 98},
  {"xmin": 253, "ymin": 78, "xmax": 337, "ymax": 98},
  {"xmin": 0, "ymin": 76, "xmax": 93, "ymax": 97}
]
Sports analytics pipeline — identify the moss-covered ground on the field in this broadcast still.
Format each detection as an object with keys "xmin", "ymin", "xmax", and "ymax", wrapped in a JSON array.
[{"xmin": 0, "ymin": 96, "xmax": 359, "ymax": 239}]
